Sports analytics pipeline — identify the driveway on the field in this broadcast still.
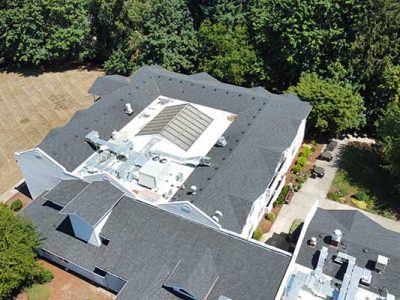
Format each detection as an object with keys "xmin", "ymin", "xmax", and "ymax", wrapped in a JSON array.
[{"xmin": 262, "ymin": 139, "xmax": 400, "ymax": 245}]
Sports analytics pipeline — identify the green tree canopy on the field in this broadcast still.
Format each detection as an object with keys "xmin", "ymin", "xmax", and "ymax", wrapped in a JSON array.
[
  {"xmin": 139, "ymin": 0, "xmax": 198, "ymax": 73},
  {"xmin": 0, "ymin": 205, "xmax": 41, "ymax": 299},
  {"xmin": 289, "ymin": 73, "xmax": 365, "ymax": 134},
  {"xmin": 198, "ymin": 20, "xmax": 260, "ymax": 85},
  {"xmin": 0, "ymin": 0, "xmax": 93, "ymax": 66},
  {"xmin": 377, "ymin": 102, "xmax": 400, "ymax": 193}
]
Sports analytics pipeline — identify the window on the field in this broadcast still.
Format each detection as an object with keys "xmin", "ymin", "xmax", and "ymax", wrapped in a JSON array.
[{"xmin": 93, "ymin": 267, "xmax": 107, "ymax": 277}]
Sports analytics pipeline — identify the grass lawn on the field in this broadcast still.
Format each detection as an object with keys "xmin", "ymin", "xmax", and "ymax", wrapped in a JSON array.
[
  {"xmin": 26, "ymin": 284, "xmax": 49, "ymax": 300},
  {"xmin": 329, "ymin": 141, "xmax": 399, "ymax": 219}
]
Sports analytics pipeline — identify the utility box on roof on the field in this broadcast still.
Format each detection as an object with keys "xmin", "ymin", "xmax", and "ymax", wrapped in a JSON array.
[{"xmin": 138, "ymin": 158, "xmax": 170, "ymax": 189}]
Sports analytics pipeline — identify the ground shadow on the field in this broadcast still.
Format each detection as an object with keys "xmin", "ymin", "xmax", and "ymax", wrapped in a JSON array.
[
  {"xmin": 2, "ymin": 63, "xmax": 102, "ymax": 78},
  {"xmin": 265, "ymin": 232, "xmax": 291, "ymax": 252},
  {"xmin": 338, "ymin": 142, "xmax": 400, "ymax": 216}
]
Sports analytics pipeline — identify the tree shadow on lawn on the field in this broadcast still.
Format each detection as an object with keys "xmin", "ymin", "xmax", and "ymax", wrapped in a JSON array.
[
  {"xmin": 2, "ymin": 63, "xmax": 102, "ymax": 78},
  {"xmin": 338, "ymin": 142, "xmax": 400, "ymax": 216}
]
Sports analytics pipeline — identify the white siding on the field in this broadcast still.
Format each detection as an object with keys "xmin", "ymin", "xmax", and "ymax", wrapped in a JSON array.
[
  {"xmin": 69, "ymin": 214, "xmax": 100, "ymax": 246},
  {"xmin": 15, "ymin": 148, "xmax": 78, "ymax": 199}
]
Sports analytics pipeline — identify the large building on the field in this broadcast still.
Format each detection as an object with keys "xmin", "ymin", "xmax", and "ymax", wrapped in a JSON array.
[
  {"xmin": 16, "ymin": 65, "xmax": 311, "ymax": 239},
  {"xmin": 21, "ymin": 179, "xmax": 292, "ymax": 299},
  {"xmin": 16, "ymin": 66, "xmax": 315, "ymax": 299},
  {"xmin": 284, "ymin": 208, "xmax": 400, "ymax": 300}
]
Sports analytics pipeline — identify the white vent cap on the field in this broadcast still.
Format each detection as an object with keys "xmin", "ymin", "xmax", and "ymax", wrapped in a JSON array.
[{"xmin": 125, "ymin": 103, "xmax": 133, "ymax": 115}]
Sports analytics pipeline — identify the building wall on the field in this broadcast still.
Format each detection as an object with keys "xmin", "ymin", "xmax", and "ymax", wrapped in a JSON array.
[
  {"xmin": 241, "ymin": 118, "xmax": 307, "ymax": 239},
  {"xmin": 69, "ymin": 214, "xmax": 100, "ymax": 246},
  {"xmin": 38, "ymin": 248, "xmax": 126, "ymax": 293},
  {"xmin": 15, "ymin": 148, "xmax": 78, "ymax": 199}
]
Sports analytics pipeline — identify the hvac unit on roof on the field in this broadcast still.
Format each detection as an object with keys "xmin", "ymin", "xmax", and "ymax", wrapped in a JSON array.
[
  {"xmin": 375, "ymin": 255, "xmax": 389, "ymax": 273},
  {"xmin": 125, "ymin": 103, "xmax": 133, "ymax": 115}
]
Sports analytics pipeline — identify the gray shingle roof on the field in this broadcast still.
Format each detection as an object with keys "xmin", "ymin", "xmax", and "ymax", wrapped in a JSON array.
[
  {"xmin": 296, "ymin": 208, "xmax": 400, "ymax": 297},
  {"xmin": 43, "ymin": 180, "xmax": 89, "ymax": 207},
  {"xmin": 60, "ymin": 181, "xmax": 124, "ymax": 226},
  {"xmin": 88, "ymin": 75, "xmax": 130, "ymax": 97},
  {"xmin": 36, "ymin": 65, "xmax": 311, "ymax": 233},
  {"xmin": 21, "ymin": 181, "xmax": 291, "ymax": 300}
]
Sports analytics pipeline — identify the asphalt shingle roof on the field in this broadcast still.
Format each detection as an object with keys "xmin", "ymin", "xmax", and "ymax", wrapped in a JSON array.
[
  {"xmin": 36, "ymin": 65, "xmax": 311, "ymax": 233},
  {"xmin": 21, "ymin": 180, "xmax": 292, "ymax": 300},
  {"xmin": 60, "ymin": 181, "xmax": 124, "ymax": 226},
  {"xmin": 296, "ymin": 208, "xmax": 400, "ymax": 297},
  {"xmin": 43, "ymin": 180, "xmax": 89, "ymax": 207}
]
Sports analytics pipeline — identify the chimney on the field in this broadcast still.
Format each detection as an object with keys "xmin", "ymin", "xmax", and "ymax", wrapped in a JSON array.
[
  {"xmin": 331, "ymin": 229, "xmax": 342, "ymax": 247},
  {"xmin": 125, "ymin": 103, "xmax": 133, "ymax": 115}
]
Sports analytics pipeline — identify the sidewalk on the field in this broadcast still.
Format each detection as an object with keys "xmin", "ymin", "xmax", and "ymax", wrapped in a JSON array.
[{"xmin": 262, "ymin": 138, "xmax": 400, "ymax": 244}]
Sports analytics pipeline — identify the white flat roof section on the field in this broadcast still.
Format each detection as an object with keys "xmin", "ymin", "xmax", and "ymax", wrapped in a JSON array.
[{"xmin": 73, "ymin": 96, "xmax": 234, "ymax": 204}]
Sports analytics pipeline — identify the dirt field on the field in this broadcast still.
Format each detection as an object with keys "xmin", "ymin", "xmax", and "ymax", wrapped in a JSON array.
[
  {"xmin": 16, "ymin": 260, "xmax": 115, "ymax": 300},
  {"xmin": 0, "ymin": 67, "xmax": 104, "ymax": 195}
]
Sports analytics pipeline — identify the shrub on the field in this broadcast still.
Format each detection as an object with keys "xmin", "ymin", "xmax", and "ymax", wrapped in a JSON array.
[
  {"xmin": 293, "ymin": 183, "xmax": 303, "ymax": 192},
  {"xmin": 266, "ymin": 212, "xmax": 276, "ymax": 222},
  {"xmin": 327, "ymin": 192, "xmax": 340, "ymax": 201},
  {"xmin": 301, "ymin": 147, "xmax": 312, "ymax": 158},
  {"xmin": 252, "ymin": 228, "xmax": 263, "ymax": 241},
  {"xmin": 289, "ymin": 219, "xmax": 303, "ymax": 236},
  {"xmin": 275, "ymin": 185, "xmax": 290, "ymax": 207},
  {"xmin": 292, "ymin": 164, "xmax": 302, "ymax": 174},
  {"xmin": 354, "ymin": 191, "xmax": 368, "ymax": 202},
  {"xmin": 297, "ymin": 156, "xmax": 307, "ymax": 167},
  {"xmin": 351, "ymin": 198, "xmax": 368, "ymax": 209},
  {"xmin": 338, "ymin": 197, "xmax": 346, "ymax": 204},
  {"xmin": 10, "ymin": 199, "xmax": 23, "ymax": 211},
  {"xmin": 36, "ymin": 266, "xmax": 53, "ymax": 284}
]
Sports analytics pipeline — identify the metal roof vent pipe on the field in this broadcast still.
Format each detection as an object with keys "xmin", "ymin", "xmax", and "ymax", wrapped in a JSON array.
[
  {"xmin": 309, "ymin": 237, "xmax": 317, "ymax": 247},
  {"xmin": 189, "ymin": 185, "xmax": 197, "ymax": 195},
  {"xmin": 125, "ymin": 103, "xmax": 133, "ymax": 115},
  {"xmin": 331, "ymin": 229, "xmax": 343, "ymax": 247},
  {"xmin": 211, "ymin": 210, "xmax": 223, "ymax": 223}
]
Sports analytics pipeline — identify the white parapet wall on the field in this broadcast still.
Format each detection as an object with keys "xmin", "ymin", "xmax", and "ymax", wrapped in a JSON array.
[{"xmin": 15, "ymin": 148, "xmax": 78, "ymax": 199}]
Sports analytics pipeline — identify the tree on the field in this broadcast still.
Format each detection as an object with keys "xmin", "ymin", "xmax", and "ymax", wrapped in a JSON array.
[
  {"xmin": 250, "ymin": 0, "xmax": 348, "ymax": 89},
  {"xmin": 377, "ymin": 102, "xmax": 400, "ymax": 193},
  {"xmin": 0, "ymin": 205, "xmax": 42, "ymax": 299},
  {"xmin": 198, "ymin": 20, "xmax": 261, "ymax": 85},
  {"xmin": 90, "ymin": 0, "xmax": 151, "ymax": 73},
  {"xmin": 189, "ymin": 0, "xmax": 248, "ymax": 28},
  {"xmin": 139, "ymin": 0, "xmax": 198, "ymax": 73},
  {"xmin": 289, "ymin": 73, "xmax": 365, "ymax": 134},
  {"xmin": 0, "ymin": 0, "xmax": 93, "ymax": 66}
]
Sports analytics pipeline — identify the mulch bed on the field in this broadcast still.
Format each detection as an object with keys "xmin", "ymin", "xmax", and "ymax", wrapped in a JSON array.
[{"xmin": 258, "ymin": 206, "xmax": 281, "ymax": 234}]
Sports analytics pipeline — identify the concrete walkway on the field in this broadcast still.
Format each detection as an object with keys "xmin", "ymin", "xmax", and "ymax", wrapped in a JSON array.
[{"xmin": 262, "ymin": 138, "xmax": 400, "ymax": 244}]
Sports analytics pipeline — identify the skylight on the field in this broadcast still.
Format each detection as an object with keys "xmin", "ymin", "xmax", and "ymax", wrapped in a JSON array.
[{"xmin": 138, "ymin": 104, "xmax": 213, "ymax": 151}]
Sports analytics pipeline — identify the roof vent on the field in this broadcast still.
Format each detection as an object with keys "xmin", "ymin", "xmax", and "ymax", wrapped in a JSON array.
[
  {"xmin": 111, "ymin": 130, "xmax": 119, "ymax": 140},
  {"xmin": 375, "ymin": 255, "xmax": 389, "ymax": 273},
  {"xmin": 211, "ymin": 215, "xmax": 219, "ymax": 223},
  {"xmin": 331, "ymin": 229, "xmax": 342, "ymax": 247},
  {"xmin": 125, "ymin": 103, "xmax": 133, "ymax": 115},
  {"xmin": 189, "ymin": 185, "xmax": 197, "ymax": 195},
  {"xmin": 215, "ymin": 136, "xmax": 227, "ymax": 147},
  {"xmin": 214, "ymin": 210, "xmax": 223, "ymax": 218},
  {"xmin": 309, "ymin": 237, "xmax": 317, "ymax": 247}
]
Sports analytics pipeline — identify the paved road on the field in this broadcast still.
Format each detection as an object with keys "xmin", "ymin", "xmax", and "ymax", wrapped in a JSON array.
[{"xmin": 262, "ymin": 139, "xmax": 400, "ymax": 244}]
